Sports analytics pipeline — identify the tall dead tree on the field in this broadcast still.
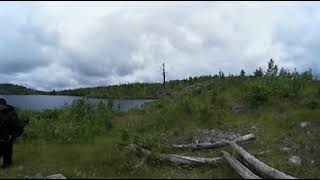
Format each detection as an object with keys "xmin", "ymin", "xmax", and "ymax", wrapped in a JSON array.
[{"xmin": 162, "ymin": 62, "xmax": 166, "ymax": 90}]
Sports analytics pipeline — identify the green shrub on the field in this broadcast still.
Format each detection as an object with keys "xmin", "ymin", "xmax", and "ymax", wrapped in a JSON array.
[
  {"xmin": 290, "ymin": 78, "xmax": 304, "ymax": 97},
  {"xmin": 269, "ymin": 77, "xmax": 303, "ymax": 98},
  {"xmin": 179, "ymin": 95, "xmax": 193, "ymax": 114},
  {"xmin": 23, "ymin": 98, "xmax": 114, "ymax": 143},
  {"xmin": 272, "ymin": 79, "xmax": 292, "ymax": 98},
  {"xmin": 304, "ymin": 99, "xmax": 320, "ymax": 109},
  {"xmin": 245, "ymin": 79, "xmax": 270, "ymax": 106},
  {"xmin": 209, "ymin": 105, "xmax": 227, "ymax": 123},
  {"xmin": 198, "ymin": 104, "xmax": 210, "ymax": 123},
  {"xmin": 120, "ymin": 129, "xmax": 129, "ymax": 142}
]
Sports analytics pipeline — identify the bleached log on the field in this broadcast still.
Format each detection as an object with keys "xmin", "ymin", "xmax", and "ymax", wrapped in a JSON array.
[
  {"xmin": 160, "ymin": 154, "xmax": 224, "ymax": 165},
  {"xmin": 128, "ymin": 144, "xmax": 223, "ymax": 165},
  {"xmin": 229, "ymin": 141, "xmax": 298, "ymax": 179},
  {"xmin": 221, "ymin": 151, "xmax": 261, "ymax": 179},
  {"xmin": 173, "ymin": 133, "xmax": 255, "ymax": 150},
  {"xmin": 132, "ymin": 158, "xmax": 147, "ymax": 171}
]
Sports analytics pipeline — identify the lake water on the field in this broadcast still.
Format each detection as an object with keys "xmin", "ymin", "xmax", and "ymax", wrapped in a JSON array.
[{"xmin": 0, "ymin": 95, "xmax": 155, "ymax": 111}]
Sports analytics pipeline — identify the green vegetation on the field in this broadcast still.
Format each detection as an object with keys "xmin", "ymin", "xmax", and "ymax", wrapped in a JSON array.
[
  {"xmin": 56, "ymin": 83, "xmax": 163, "ymax": 99},
  {"xmin": 0, "ymin": 59, "xmax": 319, "ymax": 178},
  {"xmin": 56, "ymin": 76, "xmax": 219, "ymax": 99},
  {"xmin": 0, "ymin": 84, "xmax": 45, "ymax": 95},
  {"xmin": 21, "ymin": 99, "xmax": 114, "ymax": 144}
]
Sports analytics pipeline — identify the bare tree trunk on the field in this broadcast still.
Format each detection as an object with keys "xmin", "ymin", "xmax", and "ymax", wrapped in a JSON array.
[
  {"xmin": 128, "ymin": 144, "xmax": 223, "ymax": 165},
  {"xmin": 221, "ymin": 150, "xmax": 261, "ymax": 179},
  {"xmin": 173, "ymin": 134, "xmax": 255, "ymax": 150},
  {"xmin": 229, "ymin": 141, "xmax": 298, "ymax": 179}
]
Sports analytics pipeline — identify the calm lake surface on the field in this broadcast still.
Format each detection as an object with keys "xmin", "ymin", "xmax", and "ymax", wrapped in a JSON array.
[{"xmin": 0, "ymin": 95, "xmax": 155, "ymax": 111}]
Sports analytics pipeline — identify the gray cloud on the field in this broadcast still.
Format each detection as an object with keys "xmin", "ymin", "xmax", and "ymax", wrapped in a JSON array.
[
  {"xmin": 0, "ymin": 5, "xmax": 59, "ymax": 75},
  {"xmin": 0, "ymin": 1, "xmax": 319, "ymax": 91}
]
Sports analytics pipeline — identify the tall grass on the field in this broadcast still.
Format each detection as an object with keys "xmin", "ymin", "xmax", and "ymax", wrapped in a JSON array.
[{"xmin": 20, "ymin": 98, "xmax": 114, "ymax": 144}]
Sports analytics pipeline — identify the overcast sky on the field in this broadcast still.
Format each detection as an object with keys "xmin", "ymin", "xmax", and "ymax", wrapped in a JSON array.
[{"xmin": 0, "ymin": 1, "xmax": 319, "ymax": 91}]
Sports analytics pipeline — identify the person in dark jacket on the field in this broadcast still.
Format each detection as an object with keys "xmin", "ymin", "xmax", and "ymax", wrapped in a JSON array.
[{"xmin": 0, "ymin": 98, "xmax": 24, "ymax": 169}]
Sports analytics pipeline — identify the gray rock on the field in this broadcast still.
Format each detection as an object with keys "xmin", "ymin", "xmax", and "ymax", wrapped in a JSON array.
[
  {"xmin": 281, "ymin": 147, "xmax": 291, "ymax": 152},
  {"xmin": 300, "ymin": 121, "xmax": 310, "ymax": 128},
  {"xmin": 255, "ymin": 150, "xmax": 271, "ymax": 156},
  {"xmin": 251, "ymin": 125, "xmax": 257, "ymax": 130},
  {"xmin": 46, "ymin": 174, "xmax": 67, "ymax": 179},
  {"xmin": 232, "ymin": 103, "xmax": 245, "ymax": 113},
  {"xmin": 25, "ymin": 173, "xmax": 67, "ymax": 179},
  {"xmin": 25, "ymin": 176, "xmax": 45, "ymax": 179},
  {"xmin": 289, "ymin": 156, "xmax": 302, "ymax": 165},
  {"xmin": 17, "ymin": 165, "xmax": 24, "ymax": 171},
  {"xmin": 311, "ymin": 160, "xmax": 315, "ymax": 164}
]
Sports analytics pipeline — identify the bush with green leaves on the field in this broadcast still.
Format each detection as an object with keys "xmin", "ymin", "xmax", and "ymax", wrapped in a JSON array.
[
  {"xmin": 178, "ymin": 93, "xmax": 193, "ymax": 114},
  {"xmin": 304, "ymin": 98, "xmax": 320, "ymax": 109},
  {"xmin": 23, "ymin": 98, "xmax": 114, "ymax": 143},
  {"xmin": 254, "ymin": 67, "xmax": 264, "ymax": 77},
  {"xmin": 245, "ymin": 78, "xmax": 271, "ymax": 106}
]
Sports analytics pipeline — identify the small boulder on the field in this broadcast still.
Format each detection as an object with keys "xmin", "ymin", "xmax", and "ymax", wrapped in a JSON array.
[
  {"xmin": 46, "ymin": 174, "xmax": 67, "ymax": 179},
  {"xmin": 25, "ymin": 176, "xmax": 45, "ymax": 179},
  {"xmin": 281, "ymin": 147, "xmax": 291, "ymax": 152},
  {"xmin": 25, "ymin": 173, "xmax": 44, "ymax": 179},
  {"xmin": 289, "ymin": 156, "xmax": 302, "ymax": 165},
  {"xmin": 16, "ymin": 165, "xmax": 24, "ymax": 171},
  {"xmin": 300, "ymin": 121, "xmax": 310, "ymax": 128},
  {"xmin": 231, "ymin": 103, "xmax": 245, "ymax": 113},
  {"xmin": 255, "ymin": 150, "xmax": 270, "ymax": 156},
  {"xmin": 311, "ymin": 160, "xmax": 315, "ymax": 164}
]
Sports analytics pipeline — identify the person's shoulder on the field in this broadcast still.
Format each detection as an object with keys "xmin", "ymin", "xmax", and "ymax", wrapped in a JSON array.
[{"xmin": 5, "ymin": 105, "xmax": 16, "ymax": 113}]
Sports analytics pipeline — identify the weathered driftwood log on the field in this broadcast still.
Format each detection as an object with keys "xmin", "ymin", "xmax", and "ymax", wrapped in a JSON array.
[
  {"xmin": 229, "ymin": 141, "xmax": 298, "ymax": 179},
  {"xmin": 221, "ymin": 150, "xmax": 261, "ymax": 179},
  {"xmin": 172, "ymin": 133, "xmax": 255, "ymax": 150},
  {"xmin": 160, "ymin": 154, "xmax": 224, "ymax": 165},
  {"xmin": 128, "ymin": 144, "xmax": 223, "ymax": 165},
  {"xmin": 132, "ymin": 158, "xmax": 147, "ymax": 171}
]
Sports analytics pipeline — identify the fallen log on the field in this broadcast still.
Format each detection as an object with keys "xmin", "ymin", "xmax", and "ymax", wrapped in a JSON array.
[
  {"xmin": 221, "ymin": 150, "xmax": 261, "ymax": 179},
  {"xmin": 128, "ymin": 144, "xmax": 223, "ymax": 165},
  {"xmin": 172, "ymin": 133, "xmax": 255, "ymax": 150},
  {"xmin": 229, "ymin": 141, "xmax": 298, "ymax": 179},
  {"xmin": 132, "ymin": 158, "xmax": 147, "ymax": 171},
  {"xmin": 160, "ymin": 154, "xmax": 224, "ymax": 165}
]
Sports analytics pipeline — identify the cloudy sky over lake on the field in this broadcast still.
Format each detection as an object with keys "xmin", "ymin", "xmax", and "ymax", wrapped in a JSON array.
[{"xmin": 0, "ymin": 1, "xmax": 319, "ymax": 91}]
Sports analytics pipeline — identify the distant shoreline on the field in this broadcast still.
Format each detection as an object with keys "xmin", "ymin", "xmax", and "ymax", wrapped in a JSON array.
[{"xmin": 0, "ymin": 94, "xmax": 159, "ymax": 100}]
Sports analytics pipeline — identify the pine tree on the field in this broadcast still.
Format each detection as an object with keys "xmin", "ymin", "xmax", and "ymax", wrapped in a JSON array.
[
  {"xmin": 266, "ymin": 58, "xmax": 278, "ymax": 77},
  {"xmin": 218, "ymin": 70, "xmax": 225, "ymax": 78},
  {"xmin": 240, "ymin": 69, "xmax": 246, "ymax": 77},
  {"xmin": 254, "ymin": 67, "xmax": 263, "ymax": 77}
]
